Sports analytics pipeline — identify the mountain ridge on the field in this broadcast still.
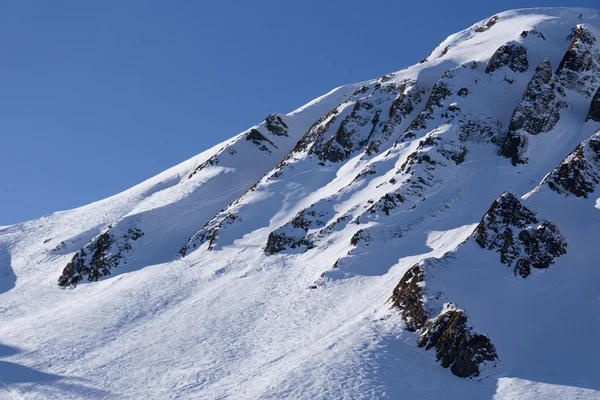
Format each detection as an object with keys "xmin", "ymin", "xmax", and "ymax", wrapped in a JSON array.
[{"xmin": 2, "ymin": 7, "xmax": 600, "ymax": 399}]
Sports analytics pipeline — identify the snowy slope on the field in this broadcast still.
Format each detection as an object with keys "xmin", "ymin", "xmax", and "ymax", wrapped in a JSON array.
[{"xmin": 1, "ymin": 7, "xmax": 600, "ymax": 399}]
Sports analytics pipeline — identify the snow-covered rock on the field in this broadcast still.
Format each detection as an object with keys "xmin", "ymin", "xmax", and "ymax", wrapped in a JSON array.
[{"xmin": 2, "ymin": 7, "xmax": 600, "ymax": 400}]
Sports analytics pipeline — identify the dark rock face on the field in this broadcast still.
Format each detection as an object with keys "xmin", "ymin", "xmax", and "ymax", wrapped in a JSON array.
[
  {"xmin": 265, "ymin": 114, "xmax": 289, "ymax": 136},
  {"xmin": 485, "ymin": 42, "xmax": 529, "ymax": 74},
  {"xmin": 557, "ymin": 25, "xmax": 600, "ymax": 96},
  {"xmin": 316, "ymin": 80, "xmax": 426, "ymax": 163},
  {"xmin": 474, "ymin": 191, "xmax": 567, "ymax": 277},
  {"xmin": 188, "ymin": 155, "xmax": 219, "ymax": 179},
  {"xmin": 181, "ymin": 212, "xmax": 238, "ymax": 254},
  {"xmin": 474, "ymin": 15, "xmax": 499, "ymax": 33},
  {"xmin": 390, "ymin": 265, "xmax": 427, "ymax": 332},
  {"xmin": 544, "ymin": 132, "xmax": 600, "ymax": 198},
  {"xmin": 520, "ymin": 30, "xmax": 546, "ymax": 40},
  {"xmin": 405, "ymin": 82, "xmax": 453, "ymax": 134},
  {"xmin": 586, "ymin": 87, "xmax": 600, "ymax": 122},
  {"xmin": 246, "ymin": 129, "xmax": 277, "ymax": 153},
  {"xmin": 58, "ymin": 228, "xmax": 144, "ymax": 287},
  {"xmin": 508, "ymin": 59, "xmax": 563, "ymax": 134},
  {"xmin": 319, "ymin": 101, "xmax": 377, "ymax": 163},
  {"xmin": 418, "ymin": 306, "xmax": 498, "ymax": 378},
  {"xmin": 264, "ymin": 231, "xmax": 313, "ymax": 254},
  {"xmin": 369, "ymin": 192, "xmax": 405, "ymax": 216},
  {"xmin": 559, "ymin": 25, "xmax": 597, "ymax": 72},
  {"xmin": 495, "ymin": 131, "xmax": 528, "ymax": 165},
  {"xmin": 263, "ymin": 208, "xmax": 328, "ymax": 254},
  {"xmin": 391, "ymin": 263, "xmax": 498, "ymax": 377},
  {"xmin": 496, "ymin": 58, "xmax": 565, "ymax": 165}
]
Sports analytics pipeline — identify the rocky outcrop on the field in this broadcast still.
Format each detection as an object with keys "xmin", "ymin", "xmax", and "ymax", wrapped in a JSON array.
[
  {"xmin": 485, "ymin": 42, "xmax": 529, "ymax": 74},
  {"xmin": 364, "ymin": 81, "xmax": 426, "ymax": 155},
  {"xmin": 418, "ymin": 304, "xmax": 498, "ymax": 378},
  {"xmin": 180, "ymin": 212, "xmax": 238, "ymax": 255},
  {"xmin": 586, "ymin": 87, "xmax": 600, "ymax": 122},
  {"xmin": 315, "ymin": 80, "xmax": 426, "ymax": 163},
  {"xmin": 473, "ymin": 191, "xmax": 567, "ymax": 277},
  {"xmin": 265, "ymin": 114, "xmax": 289, "ymax": 136},
  {"xmin": 58, "ymin": 228, "xmax": 144, "ymax": 287},
  {"xmin": 557, "ymin": 25, "xmax": 600, "ymax": 96},
  {"xmin": 405, "ymin": 81, "xmax": 452, "ymax": 134},
  {"xmin": 520, "ymin": 30, "xmax": 546, "ymax": 40},
  {"xmin": 246, "ymin": 129, "xmax": 278, "ymax": 153},
  {"xmin": 263, "ymin": 207, "xmax": 328, "ymax": 254},
  {"xmin": 391, "ymin": 263, "xmax": 498, "ymax": 377},
  {"xmin": 474, "ymin": 15, "xmax": 499, "ymax": 33},
  {"xmin": 390, "ymin": 264, "xmax": 427, "ymax": 332},
  {"xmin": 543, "ymin": 131, "xmax": 600, "ymax": 198},
  {"xmin": 496, "ymin": 58, "xmax": 566, "ymax": 164}
]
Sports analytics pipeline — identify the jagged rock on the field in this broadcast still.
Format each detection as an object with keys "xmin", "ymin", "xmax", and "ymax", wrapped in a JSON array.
[
  {"xmin": 365, "ymin": 81, "xmax": 425, "ymax": 155},
  {"xmin": 474, "ymin": 191, "xmax": 567, "ymax": 277},
  {"xmin": 317, "ymin": 81, "xmax": 422, "ymax": 163},
  {"xmin": 350, "ymin": 229, "xmax": 371, "ymax": 246},
  {"xmin": 181, "ymin": 213, "xmax": 238, "ymax": 254},
  {"xmin": 543, "ymin": 131, "xmax": 600, "ymax": 197},
  {"xmin": 188, "ymin": 154, "xmax": 220, "ymax": 179},
  {"xmin": 485, "ymin": 42, "xmax": 528, "ymax": 74},
  {"xmin": 58, "ymin": 228, "xmax": 144, "ymax": 287},
  {"xmin": 391, "ymin": 264, "xmax": 498, "ymax": 377},
  {"xmin": 474, "ymin": 15, "xmax": 499, "ymax": 33},
  {"xmin": 586, "ymin": 87, "xmax": 600, "ymax": 122},
  {"xmin": 390, "ymin": 264, "xmax": 427, "ymax": 332},
  {"xmin": 263, "ymin": 207, "xmax": 328, "ymax": 254},
  {"xmin": 559, "ymin": 25, "xmax": 597, "ymax": 72},
  {"xmin": 246, "ymin": 129, "xmax": 277, "ymax": 152},
  {"xmin": 520, "ymin": 30, "xmax": 546, "ymax": 40},
  {"xmin": 496, "ymin": 58, "xmax": 565, "ymax": 164},
  {"xmin": 265, "ymin": 114, "xmax": 289, "ymax": 136},
  {"xmin": 368, "ymin": 192, "xmax": 405, "ymax": 216},
  {"xmin": 319, "ymin": 101, "xmax": 377, "ymax": 162},
  {"xmin": 557, "ymin": 25, "xmax": 600, "ymax": 95},
  {"xmin": 405, "ymin": 81, "xmax": 452, "ymax": 134},
  {"xmin": 418, "ymin": 305, "xmax": 498, "ymax": 378},
  {"xmin": 264, "ymin": 231, "xmax": 313, "ymax": 254}
]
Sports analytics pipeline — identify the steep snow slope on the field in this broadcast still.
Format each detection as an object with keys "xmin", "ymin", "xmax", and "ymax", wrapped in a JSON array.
[{"xmin": 1, "ymin": 7, "xmax": 600, "ymax": 400}]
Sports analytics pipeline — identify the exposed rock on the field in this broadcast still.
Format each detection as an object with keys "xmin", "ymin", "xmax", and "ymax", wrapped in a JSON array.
[
  {"xmin": 246, "ymin": 129, "xmax": 278, "ymax": 153},
  {"xmin": 496, "ymin": 58, "xmax": 565, "ymax": 164},
  {"xmin": 188, "ymin": 154, "xmax": 220, "ymax": 179},
  {"xmin": 391, "ymin": 263, "xmax": 498, "ymax": 377},
  {"xmin": 418, "ymin": 305, "xmax": 498, "ymax": 378},
  {"xmin": 263, "ymin": 207, "xmax": 328, "ymax": 254},
  {"xmin": 586, "ymin": 87, "xmax": 600, "ymax": 122},
  {"xmin": 557, "ymin": 25, "xmax": 600, "ymax": 95},
  {"xmin": 365, "ymin": 81, "xmax": 426, "ymax": 155},
  {"xmin": 485, "ymin": 42, "xmax": 529, "ymax": 74},
  {"xmin": 543, "ymin": 131, "xmax": 600, "ymax": 197},
  {"xmin": 474, "ymin": 15, "xmax": 499, "ymax": 33},
  {"xmin": 473, "ymin": 191, "xmax": 567, "ymax": 277},
  {"xmin": 180, "ymin": 212, "xmax": 238, "ymax": 254},
  {"xmin": 368, "ymin": 192, "xmax": 405, "ymax": 216},
  {"xmin": 58, "ymin": 228, "xmax": 144, "ymax": 287},
  {"xmin": 520, "ymin": 30, "xmax": 546, "ymax": 40},
  {"xmin": 350, "ymin": 229, "xmax": 371, "ymax": 246},
  {"xmin": 265, "ymin": 114, "xmax": 289, "ymax": 136},
  {"xmin": 390, "ymin": 264, "xmax": 427, "ymax": 332},
  {"xmin": 405, "ymin": 81, "xmax": 452, "ymax": 134}
]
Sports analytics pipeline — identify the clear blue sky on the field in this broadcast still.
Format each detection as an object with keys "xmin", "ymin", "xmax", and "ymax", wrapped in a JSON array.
[{"xmin": 0, "ymin": 0, "xmax": 597, "ymax": 224}]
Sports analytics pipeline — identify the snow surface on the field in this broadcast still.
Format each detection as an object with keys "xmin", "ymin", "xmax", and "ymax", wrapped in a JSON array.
[{"xmin": 1, "ymin": 7, "xmax": 600, "ymax": 399}]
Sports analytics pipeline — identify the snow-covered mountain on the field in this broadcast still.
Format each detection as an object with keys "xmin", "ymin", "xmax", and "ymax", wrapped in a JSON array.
[{"xmin": 2, "ymin": 8, "xmax": 600, "ymax": 399}]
